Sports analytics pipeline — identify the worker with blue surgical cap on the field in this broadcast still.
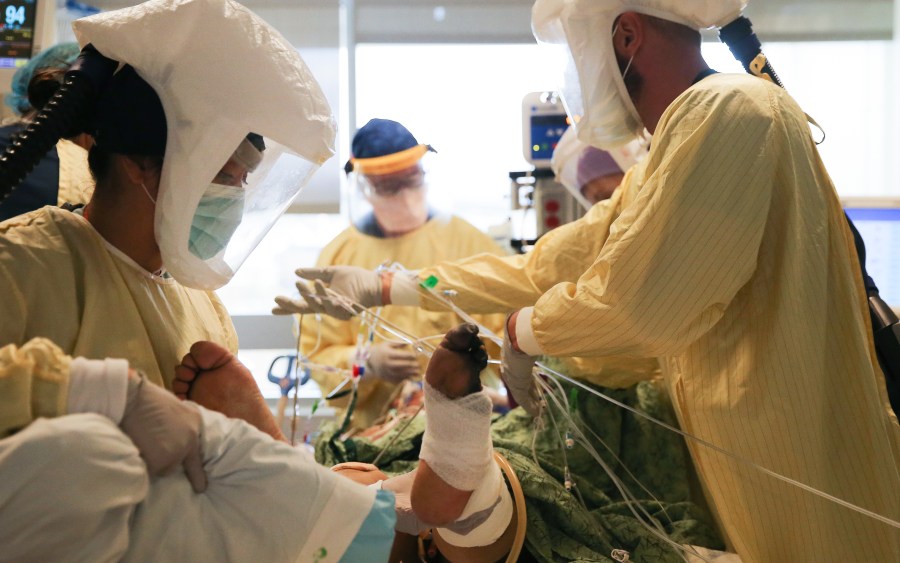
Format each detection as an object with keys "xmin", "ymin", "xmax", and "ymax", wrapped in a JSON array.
[
  {"xmin": 286, "ymin": 118, "xmax": 506, "ymax": 429},
  {"xmin": 0, "ymin": 42, "xmax": 94, "ymax": 220},
  {"xmin": 4, "ymin": 42, "xmax": 83, "ymax": 117},
  {"xmin": 0, "ymin": 0, "xmax": 395, "ymax": 560},
  {"xmin": 275, "ymin": 0, "xmax": 900, "ymax": 559}
]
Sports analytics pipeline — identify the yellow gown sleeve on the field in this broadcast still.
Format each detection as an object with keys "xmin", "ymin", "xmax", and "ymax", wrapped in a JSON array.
[
  {"xmin": 530, "ymin": 82, "xmax": 778, "ymax": 358},
  {"xmin": 420, "ymin": 180, "xmax": 629, "ymax": 314},
  {"xmin": 0, "ymin": 338, "xmax": 72, "ymax": 438}
]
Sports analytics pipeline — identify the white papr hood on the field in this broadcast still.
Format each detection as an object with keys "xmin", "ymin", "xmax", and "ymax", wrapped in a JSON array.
[{"xmin": 73, "ymin": 0, "xmax": 336, "ymax": 289}]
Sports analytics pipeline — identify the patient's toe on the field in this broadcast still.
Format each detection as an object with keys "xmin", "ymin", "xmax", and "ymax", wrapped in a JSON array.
[{"xmin": 426, "ymin": 324, "xmax": 487, "ymax": 398}]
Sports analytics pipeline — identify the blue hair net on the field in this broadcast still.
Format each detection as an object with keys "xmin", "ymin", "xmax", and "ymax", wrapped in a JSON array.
[
  {"xmin": 5, "ymin": 42, "xmax": 83, "ymax": 116},
  {"xmin": 351, "ymin": 118, "xmax": 420, "ymax": 159}
]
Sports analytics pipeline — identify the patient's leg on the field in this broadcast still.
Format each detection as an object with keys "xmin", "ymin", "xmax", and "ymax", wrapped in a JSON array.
[
  {"xmin": 411, "ymin": 323, "xmax": 488, "ymax": 524},
  {"xmin": 408, "ymin": 324, "xmax": 514, "ymax": 549},
  {"xmin": 173, "ymin": 341, "xmax": 286, "ymax": 442}
]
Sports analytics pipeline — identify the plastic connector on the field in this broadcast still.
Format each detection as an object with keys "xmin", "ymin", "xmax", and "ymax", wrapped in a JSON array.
[{"xmin": 419, "ymin": 275, "xmax": 439, "ymax": 290}]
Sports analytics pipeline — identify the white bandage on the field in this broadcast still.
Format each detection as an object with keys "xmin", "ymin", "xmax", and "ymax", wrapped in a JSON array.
[
  {"xmin": 419, "ymin": 381, "xmax": 493, "ymax": 491},
  {"xmin": 437, "ymin": 462, "xmax": 513, "ymax": 547},
  {"xmin": 419, "ymin": 381, "xmax": 513, "ymax": 547}
]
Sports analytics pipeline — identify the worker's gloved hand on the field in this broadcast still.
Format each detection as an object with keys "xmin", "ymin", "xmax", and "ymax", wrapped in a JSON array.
[
  {"xmin": 120, "ymin": 372, "xmax": 208, "ymax": 493},
  {"xmin": 272, "ymin": 266, "xmax": 383, "ymax": 321},
  {"xmin": 366, "ymin": 341, "xmax": 421, "ymax": 384},
  {"xmin": 501, "ymin": 315, "xmax": 541, "ymax": 418}
]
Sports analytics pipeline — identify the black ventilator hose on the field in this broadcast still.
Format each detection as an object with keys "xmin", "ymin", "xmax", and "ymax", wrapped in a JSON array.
[
  {"xmin": 0, "ymin": 44, "xmax": 118, "ymax": 203},
  {"xmin": 718, "ymin": 16, "xmax": 785, "ymax": 88}
]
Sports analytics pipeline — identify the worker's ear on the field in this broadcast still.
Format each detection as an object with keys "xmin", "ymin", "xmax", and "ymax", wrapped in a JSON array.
[
  {"xmin": 613, "ymin": 12, "xmax": 643, "ymax": 59},
  {"xmin": 119, "ymin": 155, "xmax": 161, "ymax": 189}
]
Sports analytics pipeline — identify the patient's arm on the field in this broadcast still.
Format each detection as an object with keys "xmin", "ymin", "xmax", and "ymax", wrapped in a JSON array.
[
  {"xmin": 179, "ymin": 327, "xmax": 511, "ymax": 550},
  {"xmin": 173, "ymin": 342, "xmax": 286, "ymax": 442}
]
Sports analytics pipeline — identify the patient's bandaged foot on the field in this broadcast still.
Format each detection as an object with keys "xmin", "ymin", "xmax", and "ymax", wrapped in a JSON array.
[
  {"xmin": 413, "ymin": 324, "xmax": 513, "ymax": 547},
  {"xmin": 419, "ymin": 382, "xmax": 513, "ymax": 547}
]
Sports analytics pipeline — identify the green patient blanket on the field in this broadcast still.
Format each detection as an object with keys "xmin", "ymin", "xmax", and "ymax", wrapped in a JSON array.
[{"xmin": 315, "ymin": 377, "xmax": 724, "ymax": 562}]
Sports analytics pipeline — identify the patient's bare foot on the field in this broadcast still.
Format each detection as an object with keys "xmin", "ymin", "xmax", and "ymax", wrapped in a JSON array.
[
  {"xmin": 173, "ymin": 341, "xmax": 286, "ymax": 442},
  {"xmin": 425, "ymin": 323, "xmax": 487, "ymax": 399}
]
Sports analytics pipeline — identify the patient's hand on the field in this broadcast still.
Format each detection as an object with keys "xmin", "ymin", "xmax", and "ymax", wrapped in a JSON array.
[
  {"xmin": 425, "ymin": 323, "xmax": 488, "ymax": 399},
  {"xmin": 331, "ymin": 462, "xmax": 389, "ymax": 486},
  {"xmin": 174, "ymin": 341, "xmax": 286, "ymax": 442}
]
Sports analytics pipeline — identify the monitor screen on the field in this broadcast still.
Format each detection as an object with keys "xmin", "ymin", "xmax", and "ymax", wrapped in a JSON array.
[
  {"xmin": 0, "ymin": 0, "xmax": 37, "ymax": 69},
  {"xmin": 844, "ymin": 206, "xmax": 900, "ymax": 306},
  {"xmin": 530, "ymin": 114, "xmax": 569, "ymax": 163}
]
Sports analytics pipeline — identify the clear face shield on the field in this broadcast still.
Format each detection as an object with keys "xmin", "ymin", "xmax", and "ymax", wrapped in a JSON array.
[
  {"xmin": 345, "ymin": 146, "xmax": 433, "ymax": 234},
  {"xmin": 161, "ymin": 134, "xmax": 321, "ymax": 289},
  {"xmin": 532, "ymin": 0, "xmax": 643, "ymax": 151},
  {"xmin": 551, "ymin": 126, "xmax": 647, "ymax": 209},
  {"xmin": 194, "ymin": 136, "xmax": 316, "ymax": 272},
  {"xmin": 71, "ymin": 0, "xmax": 336, "ymax": 291},
  {"xmin": 532, "ymin": 0, "xmax": 746, "ymax": 150}
]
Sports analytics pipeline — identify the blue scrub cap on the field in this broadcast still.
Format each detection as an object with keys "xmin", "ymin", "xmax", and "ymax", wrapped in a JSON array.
[
  {"xmin": 5, "ymin": 42, "xmax": 82, "ymax": 116},
  {"xmin": 351, "ymin": 118, "xmax": 420, "ymax": 159}
]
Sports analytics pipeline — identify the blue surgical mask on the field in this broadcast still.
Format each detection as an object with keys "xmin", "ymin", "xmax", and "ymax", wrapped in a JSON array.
[{"xmin": 189, "ymin": 183, "xmax": 244, "ymax": 260}]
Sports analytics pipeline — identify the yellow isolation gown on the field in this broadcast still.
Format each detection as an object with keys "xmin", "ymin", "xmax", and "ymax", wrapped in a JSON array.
[
  {"xmin": 56, "ymin": 139, "xmax": 95, "ymax": 208},
  {"xmin": 301, "ymin": 214, "xmax": 507, "ymax": 429},
  {"xmin": 0, "ymin": 338, "xmax": 72, "ymax": 437},
  {"xmin": 421, "ymin": 74, "xmax": 900, "ymax": 561},
  {"xmin": 0, "ymin": 206, "xmax": 237, "ymax": 391}
]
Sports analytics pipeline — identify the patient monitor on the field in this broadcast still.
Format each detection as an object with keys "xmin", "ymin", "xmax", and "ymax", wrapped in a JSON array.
[
  {"xmin": 510, "ymin": 92, "xmax": 582, "ymax": 252},
  {"xmin": 0, "ymin": 0, "xmax": 56, "ymax": 116}
]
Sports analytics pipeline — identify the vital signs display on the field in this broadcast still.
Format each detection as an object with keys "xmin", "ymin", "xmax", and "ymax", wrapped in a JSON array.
[{"xmin": 0, "ymin": 0, "xmax": 37, "ymax": 68}]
